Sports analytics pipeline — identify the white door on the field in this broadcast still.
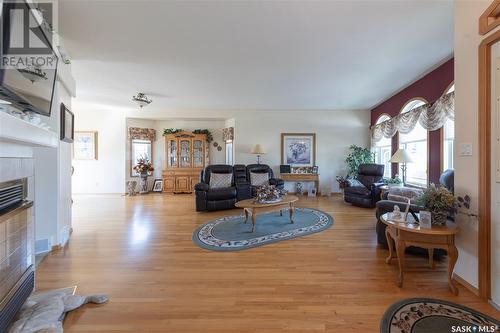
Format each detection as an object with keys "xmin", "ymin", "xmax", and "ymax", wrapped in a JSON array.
[{"xmin": 491, "ymin": 56, "xmax": 500, "ymax": 306}]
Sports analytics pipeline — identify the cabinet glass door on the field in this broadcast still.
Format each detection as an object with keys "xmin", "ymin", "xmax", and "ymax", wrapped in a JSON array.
[
  {"xmin": 180, "ymin": 139, "xmax": 191, "ymax": 167},
  {"xmin": 168, "ymin": 139, "xmax": 177, "ymax": 167},
  {"xmin": 193, "ymin": 140, "xmax": 203, "ymax": 167}
]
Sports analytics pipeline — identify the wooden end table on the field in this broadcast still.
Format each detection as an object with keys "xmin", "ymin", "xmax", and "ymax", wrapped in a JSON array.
[
  {"xmin": 379, "ymin": 213, "xmax": 460, "ymax": 295},
  {"xmin": 235, "ymin": 195, "xmax": 299, "ymax": 232},
  {"xmin": 379, "ymin": 185, "xmax": 389, "ymax": 200}
]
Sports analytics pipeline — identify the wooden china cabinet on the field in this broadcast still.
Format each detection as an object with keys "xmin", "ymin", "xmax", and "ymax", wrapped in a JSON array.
[{"xmin": 162, "ymin": 131, "xmax": 208, "ymax": 193}]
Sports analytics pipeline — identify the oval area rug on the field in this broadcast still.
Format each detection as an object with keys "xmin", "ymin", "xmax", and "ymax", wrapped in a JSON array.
[
  {"xmin": 192, "ymin": 207, "xmax": 333, "ymax": 251},
  {"xmin": 380, "ymin": 298, "xmax": 500, "ymax": 333}
]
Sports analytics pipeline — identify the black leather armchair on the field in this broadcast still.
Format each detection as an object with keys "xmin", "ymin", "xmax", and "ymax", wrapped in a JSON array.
[
  {"xmin": 343, "ymin": 164, "xmax": 385, "ymax": 208},
  {"xmin": 375, "ymin": 169, "xmax": 455, "ymax": 248},
  {"xmin": 246, "ymin": 164, "xmax": 284, "ymax": 196},
  {"xmin": 195, "ymin": 165, "xmax": 238, "ymax": 212}
]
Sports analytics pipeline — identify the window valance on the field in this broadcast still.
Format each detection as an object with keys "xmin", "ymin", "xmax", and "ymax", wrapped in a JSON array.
[
  {"xmin": 371, "ymin": 91, "xmax": 454, "ymax": 142},
  {"xmin": 128, "ymin": 127, "xmax": 157, "ymax": 141}
]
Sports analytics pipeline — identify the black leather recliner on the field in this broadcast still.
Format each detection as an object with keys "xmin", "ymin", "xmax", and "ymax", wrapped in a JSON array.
[
  {"xmin": 246, "ymin": 164, "xmax": 285, "ymax": 196},
  {"xmin": 195, "ymin": 165, "xmax": 240, "ymax": 212},
  {"xmin": 343, "ymin": 164, "xmax": 385, "ymax": 208}
]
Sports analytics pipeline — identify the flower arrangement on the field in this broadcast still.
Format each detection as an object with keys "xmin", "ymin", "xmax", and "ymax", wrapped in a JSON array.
[
  {"xmin": 163, "ymin": 128, "xmax": 183, "ymax": 136},
  {"xmin": 415, "ymin": 184, "xmax": 456, "ymax": 226},
  {"xmin": 162, "ymin": 128, "xmax": 214, "ymax": 142},
  {"xmin": 455, "ymin": 194, "xmax": 479, "ymax": 219},
  {"xmin": 133, "ymin": 157, "xmax": 154, "ymax": 175},
  {"xmin": 255, "ymin": 184, "xmax": 287, "ymax": 204},
  {"xmin": 192, "ymin": 129, "xmax": 213, "ymax": 142}
]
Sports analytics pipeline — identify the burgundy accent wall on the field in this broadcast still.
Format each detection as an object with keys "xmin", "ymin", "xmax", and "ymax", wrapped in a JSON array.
[{"xmin": 371, "ymin": 58, "xmax": 454, "ymax": 184}]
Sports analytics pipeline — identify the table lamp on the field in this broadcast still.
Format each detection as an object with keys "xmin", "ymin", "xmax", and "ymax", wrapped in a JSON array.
[
  {"xmin": 389, "ymin": 148, "xmax": 413, "ymax": 185},
  {"xmin": 251, "ymin": 144, "xmax": 265, "ymax": 164}
]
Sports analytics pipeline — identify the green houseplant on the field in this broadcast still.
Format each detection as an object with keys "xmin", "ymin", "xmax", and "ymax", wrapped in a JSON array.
[
  {"xmin": 345, "ymin": 145, "xmax": 375, "ymax": 178},
  {"xmin": 416, "ymin": 184, "xmax": 456, "ymax": 226},
  {"xmin": 383, "ymin": 174, "xmax": 403, "ymax": 188}
]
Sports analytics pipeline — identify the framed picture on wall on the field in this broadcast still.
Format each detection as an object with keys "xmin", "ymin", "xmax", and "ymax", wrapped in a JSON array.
[
  {"xmin": 60, "ymin": 103, "xmax": 74, "ymax": 143},
  {"xmin": 74, "ymin": 131, "xmax": 98, "ymax": 160},
  {"xmin": 281, "ymin": 133, "xmax": 316, "ymax": 167}
]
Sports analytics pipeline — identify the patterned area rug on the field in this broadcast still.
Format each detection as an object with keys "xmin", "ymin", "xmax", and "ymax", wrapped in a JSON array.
[
  {"xmin": 192, "ymin": 207, "xmax": 333, "ymax": 251},
  {"xmin": 380, "ymin": 298, "xmax": 500, "ymax": 333}
]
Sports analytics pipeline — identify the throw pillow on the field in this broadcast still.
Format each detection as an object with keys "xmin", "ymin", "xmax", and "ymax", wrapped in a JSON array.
[
  {"xmin": 209, "ymin": 173, "xmax": 232, "ymax": 189},
  {"xmin": 250, "ymin": 172, "xmax": 269, "ymax": 187}
]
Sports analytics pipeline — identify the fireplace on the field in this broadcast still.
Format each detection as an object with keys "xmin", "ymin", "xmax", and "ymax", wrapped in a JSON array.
[{"xmin": 0, "ymin": 178, "xmax": 35, "ymax": 332}]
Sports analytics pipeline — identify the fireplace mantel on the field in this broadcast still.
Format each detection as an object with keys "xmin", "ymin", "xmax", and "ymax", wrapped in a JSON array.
[{"xmin": 0, "ymin": 112, "xmax": 58, "ymax": 148}]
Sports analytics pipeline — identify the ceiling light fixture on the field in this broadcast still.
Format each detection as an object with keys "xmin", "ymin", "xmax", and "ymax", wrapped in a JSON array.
[
  {"xmin": 17, "ymin": 67, "xmax": 48, "ymax": 83},
  {"xmin": 132, "ymin": 93, "xmax": 152, "ymax": 108}
]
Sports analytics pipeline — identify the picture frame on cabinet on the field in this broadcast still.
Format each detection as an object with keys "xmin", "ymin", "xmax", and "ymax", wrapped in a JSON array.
[{"xmin": 152, "ymin": 179, "xmax": 164, "ymax": 192}]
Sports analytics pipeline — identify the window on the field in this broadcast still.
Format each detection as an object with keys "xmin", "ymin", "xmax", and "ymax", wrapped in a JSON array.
[
  {"xmin": 131, "ymin": 139, "xmax": 152, "ymax": 176},
  {"xmin": 443, "ymin": 84, "xmax": 455, "ymax": 171},
  {"xmin": 399, "ymin": 99, "xmax": 428, "ymax": 187},
  {"xmin": 372, "ymin": 114, "xmax": 392, "ymax": 178},
  {"xmin": 225, "ymin": 141, "xmax": 233, "ymax": 165}
]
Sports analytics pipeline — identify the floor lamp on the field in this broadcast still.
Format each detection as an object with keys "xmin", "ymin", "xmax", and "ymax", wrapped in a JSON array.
[
  {"xmin": 389, "ymin": 148, "xmax": 413, "ymax": 185},
  {"xmin": 251, "ymin": 144, "xmax": 265, "ymax": 164}
]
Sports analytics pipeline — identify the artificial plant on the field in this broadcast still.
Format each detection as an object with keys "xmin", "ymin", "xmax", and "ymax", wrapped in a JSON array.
[{"xmin": 345, "ymin": 145, "xmax": 375, "ymax": 178}]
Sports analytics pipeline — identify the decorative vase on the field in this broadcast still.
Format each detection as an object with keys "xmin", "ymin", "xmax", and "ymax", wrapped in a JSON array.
[
  {"xmin": 431, "ymin": 211, "xmax": 447, "ymax": 226},
  {"xmin": 139, "ymin": 172, "xmax": 149, "ymax": 194}
]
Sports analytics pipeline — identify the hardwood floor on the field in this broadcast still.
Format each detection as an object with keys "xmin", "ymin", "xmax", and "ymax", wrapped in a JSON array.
[{"xmin": 36, "ymin": 194, "xmax": 499, "ymax": 332}]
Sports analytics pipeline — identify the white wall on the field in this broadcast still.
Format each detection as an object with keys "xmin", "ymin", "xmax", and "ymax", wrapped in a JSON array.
[
  {"xmin": 75, "ymin": 110, "xmax": 369, "ymax": 194},
  {"xmin": 454, "ymin": 0, "xmax": 489, "ymax": 289},
  {"xmin": 33, "ymin": 80, "xmax": 73, "ymax": 251},
  {"xmin": 72, "ymin": 108, "xmax": 126, "ymax": 193},
  {"xmin": 233, "ymin": 110, "xmax": 370, "ymax": 193}
]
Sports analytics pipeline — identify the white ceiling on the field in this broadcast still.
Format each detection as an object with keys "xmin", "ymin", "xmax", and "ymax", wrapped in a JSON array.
[{"xmin": 59, "ymin": 0, "xmax": 453, "ymax": 116}]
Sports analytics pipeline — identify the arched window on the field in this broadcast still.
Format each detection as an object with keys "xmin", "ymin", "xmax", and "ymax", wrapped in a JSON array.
[
  {"xmin": 372, "ymin": 114, "xmax": 392, "ymax": 178},
  {"xmin": 443, "ymin": 83, "xmax": 455, "ymax": 171},
  {"xmin": 399, "ymin": 98, "xmax": 428, "ymax": 186}
]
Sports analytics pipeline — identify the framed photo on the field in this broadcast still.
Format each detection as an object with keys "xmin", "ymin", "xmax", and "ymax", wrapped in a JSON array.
[
  {"xmin": 74, "ymin": 131, "xmax": 98, "ymax": 160},
  {"xmin": 60, "ymin": 103, "xmax": 74, "ymax": 143},
  {"xmin": 281, "ymin": 133, "xmax": 316, "ymax": 167},
  {"xmin": 152, "ymin": 179, "xmax": 163, "ymax": 192},
  {"xmin": 419, "ymin": 211, "xmax": 432, "ymax": 228}
]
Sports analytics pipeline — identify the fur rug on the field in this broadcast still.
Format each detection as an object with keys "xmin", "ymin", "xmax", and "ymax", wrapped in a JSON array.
[{"xmin": 8, "ymin": 292, "xmax": 108, "ymax": 333}]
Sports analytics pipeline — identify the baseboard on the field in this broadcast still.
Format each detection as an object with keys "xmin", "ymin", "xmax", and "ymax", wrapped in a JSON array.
[
  {"xmin": 452, "ymin": 273, "xmax": 479, "ymax": 296},
  {"xmin": 489, "ymin": 300, "xmax": 500, "ymax": 311}
]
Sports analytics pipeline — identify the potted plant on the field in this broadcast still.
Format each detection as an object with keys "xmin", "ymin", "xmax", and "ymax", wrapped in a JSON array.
[
  {"xmin": 345, "ymin": 145, "xmax": 375, "ymax": 178},
  {"xmin": 384, "ymin": 174, "xmax": 403, "ymax": 189},
  {"xmin": 133, "ymin": 157, "xmax": 155, "ymax": 194},
  {"xmin": 416, "ymin": 184, "xmax": 456, "ymax": 226}
]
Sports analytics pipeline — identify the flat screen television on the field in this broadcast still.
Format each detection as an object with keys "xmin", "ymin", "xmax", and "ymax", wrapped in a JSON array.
[{"xmin": 0, "ymin": 0, "xmax": 58, "ymax": 117}]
